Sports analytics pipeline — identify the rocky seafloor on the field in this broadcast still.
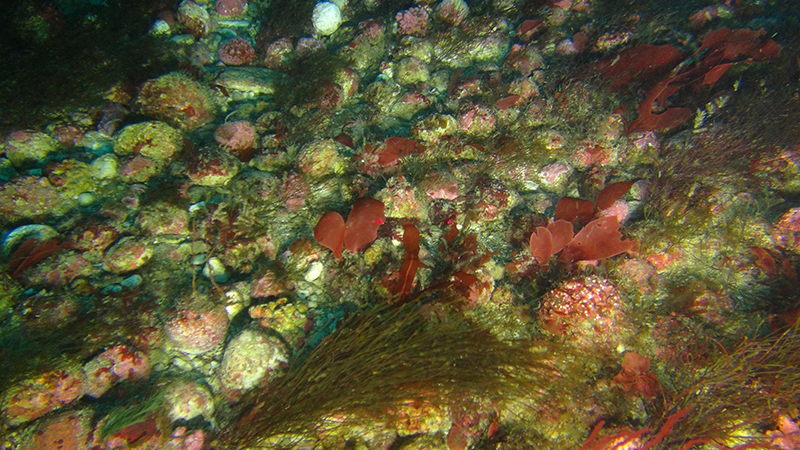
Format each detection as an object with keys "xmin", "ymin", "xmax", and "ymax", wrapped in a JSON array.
[{"xmin": 1, "ymin": 0, "xmax": 800, "ymax": 449}]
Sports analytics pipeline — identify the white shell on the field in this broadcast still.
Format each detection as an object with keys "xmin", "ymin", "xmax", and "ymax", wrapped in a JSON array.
[
  {"xmin": 203, "ymin": 257, "xmax": 229, "ymax": 283},
  {"xmin": 2, "ymin": 224, "xmax": 59, "ymax": 255},
  {"xmin": 90, "ymin": 154, "xmax": 119, "ymax": 180},
  {"xmin": 312, "ymin": 1, "xmax": 342, "ymax": 36},
  {"xmin": 304, "ymin": 261, "xmax": 324, "ymax": 282}
]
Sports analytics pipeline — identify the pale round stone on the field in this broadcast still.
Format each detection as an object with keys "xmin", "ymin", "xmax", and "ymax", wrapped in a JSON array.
[
  {"xmin": 304, "ymin": 261, "xmax": 324, "ymax": 282},
  {"xmin": 203, "ymin": 257, "xmax": 229, "ymax": 283}
]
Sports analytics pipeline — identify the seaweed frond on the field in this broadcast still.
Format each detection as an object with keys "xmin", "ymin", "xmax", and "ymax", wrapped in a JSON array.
[
  {"xmin": 99, "ymin": 391, "xmax": 165, "ymax": 440},
  {"xmin": 659, "ymin": 324, "xmax": 800, "ymax": 448},
  {"xmin": 220, "ymin": 300, "xmax": 573, "ymax": 448}
]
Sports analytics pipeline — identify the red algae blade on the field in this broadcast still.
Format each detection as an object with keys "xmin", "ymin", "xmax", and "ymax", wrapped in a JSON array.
[
  {"xmin": 547, "ymin": 220, "xmax": 574, "ymax": 255},
  {"xmin": 395, "ymin": 223, "xmax": 426, "ymax": 298},
  {"xmin": 628, "ymin": 80, "xmax": 693, "ymax": 134},
  {"xmin": 344, "ymin": 198, "xmax": 385, "ymax": 253},
  {"xmin": 596, "ymin": 181, "xmax": 634, "ymax": 211},
  {"xmin": 593, "ymin": 44, "xmax": 686, "ymax": 90},
  {"xmin": 529, "ymin": 226, "xmax": 553, "ymax": 264},
  {"xmin": 401, "ymin": 221, "xmax": 421, "ymax": 255},
  {"xmin": 314, "ymin": 211, "xmax": 346, "ymax": 259},
  {"xmin": 376, "ymin": 137, "xmax": 424, "ymax": 167},
  {"xmin": 554, "ymin": 197, "xmax": 595, "ymax": 224},
  {"xmin": 561, "ymin": 217, "xmax": 638, "ymax": 262}
]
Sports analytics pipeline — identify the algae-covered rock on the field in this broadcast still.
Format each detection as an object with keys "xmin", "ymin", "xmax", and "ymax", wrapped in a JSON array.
[
  {"xmin": 1, "ymin": 365, "xmax": 86, "ymax": 426},
  {"xmin": 114, "ymin": 121, "xmax": 183, "ymax": 165},
  {"xmin": 165, "ymin": 307, "xmax": 229, "ymax": 355},
  {"xmin": 395, "ymin": 56, "xmax": 430, "ymax": 85},
  {"xmin": 297, "ymin": 138, "xmax": 349, "ymax": 180},
  {"xmin": 209, "ymin": 66, "xmax": 285, "ymax": 100},
  {"xmin": 0, "ymin": 160, "xmax": 96, "ymax": 223},
  {"xmin": 432, "ymin": 18, "xmax": 511, "ymax": 69},
  {"xmin": 377, "ymin": 175, "xmax": 428, "ymax": 219},
  {"xmin": 90, "ymin": 154, "xmax": 119, "ymax": 181},
  {"xmin": 186, "ymin": 147, "xmax": 241, "ymax": 186},
  {"xmin": 411, "ymin": 114, "xmax": 458, "ymax": 143},
  {"xmin": 102, "ymin": 237, "xmax": 153, "ymax": 273},
  {"xmin": 114, "ymin": 121, "xmax": 184, "ymax": 182},
  {"xmin": 216, "ymin": 329, "xmax": 287, "ymax": 400},
  {"xmin": 161, "ymin": 380, "xmax": 215, "ymax": 423},
  {"xmin": 3, "ymin": 131, "xmax": 58, "ymax": 167},
  {"xmin": 136, "ymin": 72, "xmax": 220, "ymax": 130}
]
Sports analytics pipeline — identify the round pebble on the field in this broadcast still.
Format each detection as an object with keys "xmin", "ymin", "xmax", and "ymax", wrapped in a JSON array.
[{"xmin": 77, "ymin": 192, "xmax": 98, "ymax": 206}]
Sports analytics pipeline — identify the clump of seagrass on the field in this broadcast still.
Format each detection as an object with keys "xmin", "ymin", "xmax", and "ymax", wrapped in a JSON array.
[
  {"xmin": 99, "ymin": 392, "xmax": 165, "ymax": 439},
  {"xmin": 220, "ymin": 300, "xmax": 571, "ymax": 448},
  {"xmin": 652, "ymin": 325, "xmax": 800, "ymax": 448},
  {"xmin": 579, "ymin": 326, "xmax": 800, "ymax": 449}
]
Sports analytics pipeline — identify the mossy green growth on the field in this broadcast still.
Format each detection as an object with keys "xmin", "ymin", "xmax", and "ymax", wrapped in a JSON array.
[
  {"xmin": 0, "ymin": 273, "xmax": 20, "ymax": 326},
  {"xmin": 219, "ymin": 300, "xmax": 577, "ymax": 449},
  {"xmin": 98, "ymin": 391, "xmax": 165, "ymax": 440}
]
